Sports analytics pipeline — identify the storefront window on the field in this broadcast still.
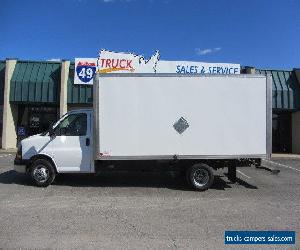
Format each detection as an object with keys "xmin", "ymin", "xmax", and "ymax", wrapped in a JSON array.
[{"xmin": 17, "ymin": 106, "xmax": 58, "ymax": 140}]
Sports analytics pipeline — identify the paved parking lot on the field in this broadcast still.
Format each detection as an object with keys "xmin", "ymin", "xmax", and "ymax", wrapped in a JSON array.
[{"xmin": 0, "ymin": 153, "xmax": 299, "ymax": 249}]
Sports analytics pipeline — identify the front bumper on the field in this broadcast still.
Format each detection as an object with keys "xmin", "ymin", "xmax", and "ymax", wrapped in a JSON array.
[{"xmin": 13, "ymin": 144, "xmax": 28, "ymax": 173}]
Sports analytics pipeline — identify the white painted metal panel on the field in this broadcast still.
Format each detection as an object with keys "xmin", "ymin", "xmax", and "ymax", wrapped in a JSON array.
[{"xmin": 97, "ymin": 75, "xmax": 267, "ymax": 158}]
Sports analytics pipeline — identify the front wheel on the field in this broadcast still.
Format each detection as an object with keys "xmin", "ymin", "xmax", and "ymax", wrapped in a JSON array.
[
  {"xmin": 186, "ymin": 163, "xmax": 214, "ymax": 191},
  {"xmin": 30, "ymin": 159, "xmax": 56, "ymax": 187}
]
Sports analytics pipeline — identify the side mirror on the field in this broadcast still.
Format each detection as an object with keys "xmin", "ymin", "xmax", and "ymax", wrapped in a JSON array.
[{"xmin": 48, "ymin": 123, "xmax": 55, "ymax": 137}]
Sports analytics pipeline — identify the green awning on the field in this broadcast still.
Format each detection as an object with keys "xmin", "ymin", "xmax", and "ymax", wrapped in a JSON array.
[
  {"xmin": 10, "ymin": 61, "xmax": 60, "ymax": 103},
  {"xmin": 67, "ymin": 62, "xmax": 93, "ymax": 104},
  {"xmin": 256, "ymin": 69, "xmax": 300, "ymax": 110}
]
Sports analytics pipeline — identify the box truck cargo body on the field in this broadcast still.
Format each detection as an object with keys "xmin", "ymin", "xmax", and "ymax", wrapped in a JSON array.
[{"xmin": 14, "ymin": 74, "xmax": 272, "ymax": 191}]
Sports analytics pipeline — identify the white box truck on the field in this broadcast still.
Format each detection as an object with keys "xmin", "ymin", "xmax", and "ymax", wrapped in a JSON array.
[{"xmin": 14, "ymin": 73, "xmax": 272, "ymax": 191}]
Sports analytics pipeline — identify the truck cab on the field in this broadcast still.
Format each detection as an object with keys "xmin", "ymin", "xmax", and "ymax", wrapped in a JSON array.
[{"xmin": 14, "ymin": 109, "xmax": 94, "ymax": 186}]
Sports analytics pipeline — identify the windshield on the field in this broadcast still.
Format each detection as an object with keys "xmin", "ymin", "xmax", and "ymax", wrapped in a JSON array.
[{"xmin": 41, "ymin": 113, "xmax": 67, "ymax": 136}]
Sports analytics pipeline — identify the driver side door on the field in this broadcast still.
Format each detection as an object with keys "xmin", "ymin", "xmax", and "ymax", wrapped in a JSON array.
[{"xmin": 49, "ymin": 111, "xmax": 92, "ymax": 172}]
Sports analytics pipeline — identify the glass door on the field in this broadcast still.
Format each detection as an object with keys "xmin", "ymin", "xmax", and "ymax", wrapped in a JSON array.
[{"xmin": 272, "ymin": 112, "xmax": 292, "ymax": 153}]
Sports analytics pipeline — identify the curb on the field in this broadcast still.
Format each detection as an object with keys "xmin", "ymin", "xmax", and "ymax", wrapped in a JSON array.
[
  {"xmin": 0, "ymin": 149, "xmax": 17, "ymax": 154},
  {"xmin": 271, "ymin": 154, "xmax": 300, "ymax": 159}
]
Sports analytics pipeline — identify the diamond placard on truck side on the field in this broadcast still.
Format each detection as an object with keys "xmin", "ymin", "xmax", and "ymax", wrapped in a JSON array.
[{"xmin": 173, "ymin": 117, "xmax": 189, "ymax": 134}]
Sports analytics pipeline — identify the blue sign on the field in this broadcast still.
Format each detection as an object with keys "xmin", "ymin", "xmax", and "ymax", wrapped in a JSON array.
[
  {"xmin": 225, "ymin": 231, "xmax": 295, "ymax": 245},
  {"xmin": 76, "ymin": 61, "xmax": 96, "ymax": 83},
  {"xmin": 17, "ymin": 127, "xmax": 26, "ymax": 136}
]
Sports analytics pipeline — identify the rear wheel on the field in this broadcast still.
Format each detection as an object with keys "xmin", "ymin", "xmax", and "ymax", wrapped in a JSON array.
[
  {"xmin": 30, "ymin": 159, "xmax": 56, "ymax": 187},
  {"xmin": 186, "ymin": 163, "xmax": 214, "ymax": 191}
]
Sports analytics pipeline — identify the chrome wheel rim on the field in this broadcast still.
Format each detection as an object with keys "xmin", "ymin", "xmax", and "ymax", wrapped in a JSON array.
[
  {"xmin": 33, "ymin": 165, "xmax": 49, "ymax": 183},
  {"xmin": 193, "ymin": 169, "xmax": 209, "ymax": 186}
]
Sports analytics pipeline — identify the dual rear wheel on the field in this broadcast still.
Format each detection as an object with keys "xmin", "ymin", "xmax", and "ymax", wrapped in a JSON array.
[{"xmin": 186, "ymin": 163, "xmax": 214, "ymax": 191}]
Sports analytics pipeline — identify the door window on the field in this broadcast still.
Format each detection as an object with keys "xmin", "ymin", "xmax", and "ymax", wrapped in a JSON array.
[{"xmin": 55, "ymin": 113, "xmax": 87, "ymax": 136}]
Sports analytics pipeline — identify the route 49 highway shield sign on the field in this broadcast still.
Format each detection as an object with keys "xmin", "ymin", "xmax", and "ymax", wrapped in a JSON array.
[{"xmin": 74, "ymin": 58, "xmax": 97, "ymax": 85}]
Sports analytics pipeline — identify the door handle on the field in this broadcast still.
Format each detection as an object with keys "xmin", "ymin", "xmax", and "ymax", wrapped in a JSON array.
[{"xmin": 86, "ymin": 138, "xmax": 90, "ymax": 146}]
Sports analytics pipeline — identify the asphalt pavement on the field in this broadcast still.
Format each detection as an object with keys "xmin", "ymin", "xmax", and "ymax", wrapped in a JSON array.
[{"xmin": 0, "ymin": 153, "xmax": 299, "ymax": 249}]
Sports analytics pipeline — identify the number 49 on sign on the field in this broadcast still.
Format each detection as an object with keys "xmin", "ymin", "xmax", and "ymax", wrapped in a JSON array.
[{"xmin": 75, "ymin": 60, "xmax": 97, "ymax": 84}]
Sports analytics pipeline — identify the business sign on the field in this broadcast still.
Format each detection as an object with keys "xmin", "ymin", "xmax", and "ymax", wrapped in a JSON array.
[
  {"xmin": 74, "ymin": 50, "xmax": 240, "ymax": 84},
  {"xmin": 98, "ymin": 49, "xmax": 160, "ymax": 74},
  {"xmin": 74, "ymin": 58, "xmax": 97, "ymax": 85},
  {"xmin": 157, "ymin": 60, "xmax": 240, "ymax": 75},
  {"xmin": 98, "ymin": 49, "xmax": 240, "ymax": 75}
]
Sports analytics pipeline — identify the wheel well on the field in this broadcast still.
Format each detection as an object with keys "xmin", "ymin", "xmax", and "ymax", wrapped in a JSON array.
[
  {"xmin": 178, "ymin": 160, "xmax": 217, "ymax": 171},
  {"xmin": 27, "ymin": 154, "xmax": 58, "ymax": 173}
]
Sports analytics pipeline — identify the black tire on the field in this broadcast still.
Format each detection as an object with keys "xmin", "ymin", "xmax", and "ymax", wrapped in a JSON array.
[
  {"xmin": 30, "ymin": 159, "xmax": 56, "ymax": 187},
  {"xmin": 186, "ymin": 163, "xmax": 214, "ymax": 191}
]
